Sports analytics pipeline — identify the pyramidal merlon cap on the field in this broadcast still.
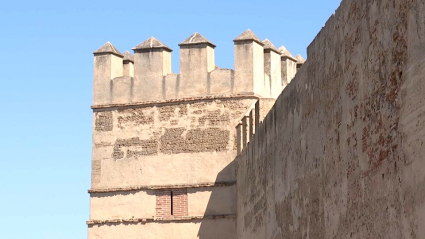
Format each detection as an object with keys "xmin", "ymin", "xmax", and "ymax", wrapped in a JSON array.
[
  {"xmin": 132, "ymin": 37, "xmax": 172, "ymax": 52},
  {"xmin": 233, "ymin": 29, "xmax": 264, "ymax": 45},
  {"xmin": 178, "ymin": 32, "xmax": 216, "ymax": 48},
  {"xmin": 262, "ymin": 39, "xmax": 280, "ymax": 54},
  {"xmin": 93, "ymin": 42, "xmax": 123, "ymax": 57},
  {"xmin": 296, "ymin": 54, "xmax": 306, "ymax": 63},
  {"xmin": 123, "ymin": 51, "xmax": 134, "ymax": 63},
  {"xmin": 278, "ymin": 46, "xmax": 297, "ymax": 61}
]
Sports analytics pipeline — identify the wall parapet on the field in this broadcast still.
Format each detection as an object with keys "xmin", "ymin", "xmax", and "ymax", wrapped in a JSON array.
[
  {"xmin": 236, "ymin": 100, "xmax": 260, "ymax": 155},
  {"xmin": 92, "ymin": 30, "xmax": 304, "ymax": 106}
]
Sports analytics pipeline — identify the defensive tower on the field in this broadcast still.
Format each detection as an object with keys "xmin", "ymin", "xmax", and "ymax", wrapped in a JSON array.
[{"xmin": 88, "ymin": 30, "xmax": 302, "ymax": 239}]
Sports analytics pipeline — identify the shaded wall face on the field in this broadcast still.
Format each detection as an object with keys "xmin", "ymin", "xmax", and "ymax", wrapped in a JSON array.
[
  {"xmin": 188, "ymin": 186, "xmax": 236, "ymax": 215},
  {"xmin": 270, "ymin": 52, "xmax": 282, "ymax": 98},
  {"xmin": 236, "ymin": 0, "xmax": 425, "ymax": 238},
  {"xmin": 280, "ymin": 59, "xmax": 297, "ymax": 88},
  {"xmin": 286, "ymin": 60, "xmax": 296, "ymax": 84}
]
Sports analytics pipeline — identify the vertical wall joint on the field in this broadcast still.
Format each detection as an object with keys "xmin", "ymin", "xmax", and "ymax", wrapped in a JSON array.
[{"xmin": 263, "ymin": 39, "xmax": 282, "ymax": 98}]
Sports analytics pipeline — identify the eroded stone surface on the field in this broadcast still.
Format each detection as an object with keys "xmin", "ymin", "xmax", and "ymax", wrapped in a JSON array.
[
  {"xmin": 236, "ymin": 0, "xmax": 425, "ymax": 238},
  {"xmin": 90, "ymin": 97, "xmax": 257, "ymax": 239},
  {"xmin": 89, "ymin": 0, "xmax": 425, "ymax": 238}
]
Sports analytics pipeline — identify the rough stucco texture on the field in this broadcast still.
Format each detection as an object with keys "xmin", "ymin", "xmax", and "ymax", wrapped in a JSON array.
[
  {"xmin": 90, "ymin": 98, "xmax": 256, "ymax": 239},
  {"xmin": 236, "ymin": 0, "xmax": 425, "ymax": 238},
  {"xmin": 92, "ymin": 99, "xmax": 255, "ymax": 189},
  {"xmin": 88, "ymin": 218, "xmax": 236, "ymax": 239}
]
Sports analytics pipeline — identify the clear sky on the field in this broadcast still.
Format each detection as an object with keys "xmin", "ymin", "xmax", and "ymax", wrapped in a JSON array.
[{"xmin": 0, "ymin": 0, "xmax": 341, "ymax": 238}]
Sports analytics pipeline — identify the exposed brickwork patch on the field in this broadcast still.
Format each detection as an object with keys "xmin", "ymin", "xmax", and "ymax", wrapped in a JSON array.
[
  {"xmin": 117, "ymin": 108, "xmax": 154, "ymax": 129},
  {"xmin": 155, "ymin": 189, "xmax": 188, "ymax": 218},
  {"xmin": 95, "ymin": 112, "xmax": 113, "ymax": 131},
  {"xmin": 221, "ymin": 100, "xmax": 253, "ymax": 119},
  {"xmin": 91, "ymin": 160, "xmax": 101, "ymax": 184},
  {"xmin": 160, "ymin": 128, "xmax": 230, "ymax": 154},
  {"xmin": 112, "ymin": 137, "xmax": 158, "ymax": 159},
  {"xmin": 158, "ymin": 104, "xmax": 188, "ymax": 122},
  {"xmin": 198, "ymin": 110, "xmax": 230, "ymax": 126}
]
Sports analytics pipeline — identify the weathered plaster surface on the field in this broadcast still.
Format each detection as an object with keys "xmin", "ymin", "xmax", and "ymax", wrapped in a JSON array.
[
  {"xmin": 281, "ymin": 59, "xmax": 297, "ymax": 87},
  {"xmin": 90, "ymin": 97, "xmax": 256, "ymax": 238},
  {"xmin": 188, "ymin": 185, "xmax": 236, "ymax": 215},
  {"xmin": 179, "ymin": 43, "xmax": 215, "ymax": 97},
  {"xmin": 92, "ymin": 98, "xmax": 255, "ymax": 188},
  {"xmin": 90, "ymin": 190, "xmax": 156, "ymax": 220},
  {"xmin": 93, "ymin": 54, "xmax": 123, "ymax": 105},
  {"xmin": 90, "ymin": 30, "xmax": 303, "ymax": 238},
  {"xmin": 88, "ymin": 218, "xmax": 236, "ymax": 239},
  {"xmin": 236, "ymin": 0, "xmax": 425, "ymax": 238},
  {"xmin": 234, "ymin": 41, "xmax": 265, "ymax": 96}
]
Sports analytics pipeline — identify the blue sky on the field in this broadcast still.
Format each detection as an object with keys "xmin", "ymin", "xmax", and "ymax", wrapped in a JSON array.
[{"xmin": 0, "ymin": 0, "xmax": 340, "ymax": 238}]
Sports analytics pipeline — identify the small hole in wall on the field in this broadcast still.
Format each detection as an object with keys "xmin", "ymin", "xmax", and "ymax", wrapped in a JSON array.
[
  {"xmin": 382, "ymin": 174, "xmax": 384, "ymax": 179},
  {"xmin": 170, "ymin": 191, "xmax": 173, "ymax": 215}
]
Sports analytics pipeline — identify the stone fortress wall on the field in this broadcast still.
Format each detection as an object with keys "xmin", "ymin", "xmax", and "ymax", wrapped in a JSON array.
[
  {"xmin": 88, "ymin": 0, "xmax": 425, "ymax": 237},
  {"xmin": 235, "ymin": 0, "xmax": 425, "ymax": 238},
  {"xmin": 88, "ymin": 30, "xmax": 305, "ymax": 239}
]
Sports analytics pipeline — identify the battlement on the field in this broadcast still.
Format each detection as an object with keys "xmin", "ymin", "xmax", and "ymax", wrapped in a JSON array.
[{"xmin": 92, "ymin": 30, "xmax": 304, "ymax": 106}]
